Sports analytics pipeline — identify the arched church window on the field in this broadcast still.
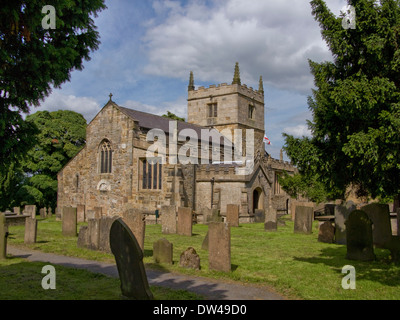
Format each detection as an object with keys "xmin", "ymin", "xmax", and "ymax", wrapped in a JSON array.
[{"xmin": 100, "ymin": 140, "xmax": 112, "ymax": 173}]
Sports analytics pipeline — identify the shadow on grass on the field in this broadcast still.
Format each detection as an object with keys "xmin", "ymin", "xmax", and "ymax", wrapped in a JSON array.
[{"xmin": 293, "ymin": 245, "xmax": 400, "ymax": 287}]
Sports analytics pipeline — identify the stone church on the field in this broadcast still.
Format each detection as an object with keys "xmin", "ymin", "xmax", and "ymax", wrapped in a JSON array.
[{"xmin": 57, "ymin": 64, "xmax": 296, "ymax": 222}]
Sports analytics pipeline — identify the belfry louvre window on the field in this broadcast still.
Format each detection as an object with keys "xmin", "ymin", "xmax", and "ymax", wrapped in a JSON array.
[
  {"xmin": 208, "ymin": 103, "xmax": 218, "ymax": 118},
  {"xmin": 100, "ymin": 140, "xmax": 112, "ymax": 173},
  {"xmin": 142, "ymin": 159, "xmax": 162, "ymax": 190}
]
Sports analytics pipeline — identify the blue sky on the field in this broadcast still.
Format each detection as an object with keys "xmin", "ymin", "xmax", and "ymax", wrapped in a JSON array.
[{"xmin": 34, "ymin": 0, "xmax": 349, "ymax": 160}]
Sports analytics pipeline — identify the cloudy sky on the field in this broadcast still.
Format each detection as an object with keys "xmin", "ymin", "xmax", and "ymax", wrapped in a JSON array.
[{"xmin": 33, "ymin": 0, "xmax": 349, "ymax": 160}]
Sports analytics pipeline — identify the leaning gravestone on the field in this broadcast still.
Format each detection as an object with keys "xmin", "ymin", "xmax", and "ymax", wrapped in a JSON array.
[
  {"xmin": 24, "ymin": 217, "xmax": 38, "ymax": 244},
  {"xmin": 362, "ymin": 203, "xmax": 392, "ymax": 248},
  {"xmin": 153, "ymin": 238, "xmax": 173, "ymax": 265},
  {"xmin": 345, "ymin": 210, "xmax": 375, "ymax": 261},
  {"xmin": 123, "ymin": 209, "xmax": 146, "ymax": 251},
  {"xmin": 208, "ymin": 222, "xmax": 231, "ymax": 272},
  {"xmin": 177, "ymin": 207, "xmax": 192, "ymax": 236},
  {"xmin": 294, "ymin": 206, "xmax": 313, "ymax": 234},
  {"xmin": 334, "ymin": 201, "xmax": 356, "ymax": 245},
  {"xmin": 62, "ymin": 207, "xmax": 77, "ymax": 237},
  {"xmin": 161, "ymin": 205, "xmax": 177, "ymax": 234},
  {"xmin": 0, "ymin": 213, "xmax": 6, "ymax": 260},
  {"xmin": 226, "ymin": 204, "xmax": 239, "ymax": 227},
  {"xmin": 318, "ymin": 221, "xmax": 335, "ymax": 244},
  {"xmin": 109, "ymin": 218, "xmax": 154, "ymax": 300}
]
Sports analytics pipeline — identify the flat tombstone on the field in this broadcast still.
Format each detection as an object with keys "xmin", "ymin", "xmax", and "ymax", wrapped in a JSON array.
[
  {"xmin": 177, "ymin": 207, "xmax": 192, "ymax": 236},
  {"xmin": 345, "ymin": 210, "xmax": 375, "ymax": 261},
  {"xmin": 334, "ymin": 201, "xmax": 356, "ymax": 245},
  {"xmin": 153, "ymin": 238, "xmax": 173, "ymax": 264},
  {"xmin": 62, "ymin": 207, "xmax": 77, "ymax": 237},
  {"xmin": 122, "ymin": 209, "xmax": 146, "ymax": 251},
  {"xmin": 179, "ymin": 247, "xmax": 200, "ymax": 270},
  {"xmin": 208, "ymin": 222, "xmax": 231, "ymax": 272},
  {"xmin": 161, "ymin": 205, "xmax": 176, "ymax": 234},
  {"xmin": 318, "ymin": 221, "xmax": 335, "ymax": 243},
  {"xmin": 109, "ymin": 218, "xmax": 154, "ymax": 300},
  {"xmin": 88, "ymin": 219, "xmax": 100, "ymax": 250},
  {"xmin": 77, "ymin": 204, "xmax": 85, "ymax": 223},
  {"xmin": 24, "ymin": 217, "xmax": 38, "ymax": 244},
  {"xmin": 254, "ymin": 209, "xmax": 265, "ymax": 223},
  {"xmin": 294, "ymin": 206, "xmax": 313, "ymax": 234},
  {"xmin": 362, "ymin": 203, "xmax": 392, "ymax": 248},
  {"xmin": 0, "ymin": 213, "xmax": 6, "ymax": 260},
  {"xmin": 226, "ymin": 204, "xmax": 239, "ymax": 227}
]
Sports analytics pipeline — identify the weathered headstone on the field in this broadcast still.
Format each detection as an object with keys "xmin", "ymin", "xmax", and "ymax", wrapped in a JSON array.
[
  {"xmin": 77, "ymin": 204, "xmax": 85, "ymax": 223},
  {"xmin": 123, "ymin": 209, "xmax": 146, "ymax": 251},
  {"xmin": 77, "ymin": 226, "xmax": 89, "ymax": 248},
  {"xmin": 161, "ymin": 205, "xmax": 177, "ymax": 234},
  {"xmin": 47, "ymin": 207, "xmax": 52, "ymax": 218},
  {"xmin": 179, "ymin": 247, "xmax": 200, "ymax": 270},
  {"xmin": 153, "ymin": 238, "xmax": 173, "ymax": 264},
  {"xmin": 40, "ymin": 208, "xmax": 47, "ymax": 219},
  {"xmin": 109, "ymin": 218, "xmax": 154, "ymax": 300},
  {"xmin": 254, "ymin": 209, "xmax": 265, "ymax": 223},
  {"xmin": 88, "ymin": 219, "xmax": 100, "ymax": 250},
  {"xmin": 264, "ymin": 208, "xmax": 277, "ymax": 232},
  {"xmin": 362, "ymin": 203, "xmax": 392, "ymax": 248},
  {"xmin": 226, "ymin": 204, "xmax": 239, "ymax": 227},
  {"xmin": 62, "ymin": 207, "xmax": 77, "ymax": 237},
  {"xmin": 13, "ymin": 207, "xmax": 21, "ymax": 215},
  {"xmin": 177, "ymin": 207, "xmax": 192, "ymax": 236},
  {"xmin": 294, "ymin": 206, "xmax": 313, "ymax": 234},
  {"xmin": 25, "ymin": 205, "xmax": 37, "ymax": 219},
  {"xmin": 318, "ymin": 221, "xmax": 335, "ymax": 243},
  {"xmin": 345, "ymin": 210, "xmax": 375, "ymax": 261},
  {"xmin": 334, "ymin": 201, "xmax": 356, "ymax": 244},
  {"xmin": 206, "ymin": 209, "xmax": 223, "ymax": 223},
  {"xmin": 0, "ymin": 213, "xmax": 6, "ymax": 260},
  {"xmin": 24, "ymin": 217, "xmax": 38, "ymax": 244},
  {"xmin": 208, "ymin": 222, "xmax": 231, "ymax": 272},
  {"xmin": 99, "ymin": 216, "xmax": 117, "ymax": 253}
]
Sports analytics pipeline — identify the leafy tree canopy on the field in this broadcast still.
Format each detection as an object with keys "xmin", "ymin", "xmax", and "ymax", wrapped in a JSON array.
[{"xmin": 162, "ymin": 111, "xmax": 185, "ymax": 122}]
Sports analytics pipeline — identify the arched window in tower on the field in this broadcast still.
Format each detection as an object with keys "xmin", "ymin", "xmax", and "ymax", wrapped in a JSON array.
[{"xmin": 99, "ymin": 140, "xmax": 112, "ymax": 173}]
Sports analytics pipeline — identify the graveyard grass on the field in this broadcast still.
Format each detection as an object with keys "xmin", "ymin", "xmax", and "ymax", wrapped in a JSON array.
[{"xmin": 7, "ymin": 216, "xmax": 400, "ymax": 300}]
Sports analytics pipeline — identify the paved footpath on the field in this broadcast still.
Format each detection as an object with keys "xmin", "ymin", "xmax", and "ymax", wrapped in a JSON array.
[{"xmin": 8, "ymin": 245, "xmax": 286, "ymax": 300}]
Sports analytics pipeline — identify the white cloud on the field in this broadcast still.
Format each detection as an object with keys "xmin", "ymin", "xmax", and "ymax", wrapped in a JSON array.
[{"xmin": 283, "ymin": 124, "xmax": 312, "ymax": 138}]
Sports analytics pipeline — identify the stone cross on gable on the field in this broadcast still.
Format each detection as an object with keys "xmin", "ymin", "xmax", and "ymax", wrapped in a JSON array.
[{"xmin": 109, "ymin": 93, "xmax": 113, "ymax": 101}]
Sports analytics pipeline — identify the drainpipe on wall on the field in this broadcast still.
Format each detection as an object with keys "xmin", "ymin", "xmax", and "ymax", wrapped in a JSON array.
[{"xmin": 211, "ymin": 177, "xmax": 215, "ymax": 209}]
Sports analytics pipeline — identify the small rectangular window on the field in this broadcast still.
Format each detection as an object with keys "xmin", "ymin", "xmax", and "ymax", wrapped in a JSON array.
[
  {"xmin": 207, "ymin": 103, "xmax": 218, "ymax": 118},
  {"xmin": 141, "ymin": 159, "xmax": 162, "ymax": 190}
]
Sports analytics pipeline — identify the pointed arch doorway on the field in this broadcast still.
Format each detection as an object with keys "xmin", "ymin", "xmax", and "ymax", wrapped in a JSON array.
[{"xmin": 252, "ymin": 187, "xmax": 264, "ymax": 213}]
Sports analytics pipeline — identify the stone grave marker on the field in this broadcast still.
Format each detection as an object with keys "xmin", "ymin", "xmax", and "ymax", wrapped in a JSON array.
[
  {"xmin": 334, "ymin": 201, "xmax": 356, "ymax": 245},
  {"xmin": 294, "ymin": 206, "xmax": 313, "ymax": 234},
  {"xmin": 265, "ymin": 208, "xmax": 277, "ymax": 232},
  {"xmin": 109, "ymin": 218, "xmax": 154, "ymax": 300},
  {"xmin": 153, "ymin": 238, "xmax": 173, "ymax": 264},
  {"xmin": 13, "ymin": 207, "xmax": 21, "ymax": 215},
  {"xmin": 362, "ymin": 203, "xmax": 392, "ymax": 248},
  {"xmin": 25, "ymin": 205, "xmax": 37, "ymax": 219},
  {"xmin": 47, "ymin": 207, "xmax": 52, "ymax": 218},
  {"xmin": 24, "ymin": 217, "xmax": 38, "ymax": 244},
  {"xmin": 208, "ymin": 222, "xmax": 231, "ymax": 272},
  {"xmin": 99, "ymin": 216, "xmax": 118, "ymax": 253},
  {"xmin": 254, "ymin": 209, "xmax": 265, "ymax": 223},
  {"xmin": 62, "ymin": 207, "xmax": 77, "ymax": 237},
  {"xmin": 77, "ymin": 204, "xmax": 85, "ymax": 223},
  {"xmin": 177, "ymin": 207, "xmax": 192, "ymax": 236},
  {"xmin": 345, "ymin": 210, "xmax": 375, "ymax": 261},
  {"xmin": 123, "ymin": 209, "xmax": 146, "ymax": 251},
  {"xmin": 88, "ymin": 219, "xmax": 100, "ymax": 250},
  {"xmin": 77, "ymin": 226, "xmax": 89, "ymax": 248},
  {"xmin": 40, "ymin": 208, "xmax": 47, "ymax": 219},
  {"xmin": 0, "ymin": 213, "xmax": 6, "ymax": 260},
  {"xmin": 161, "ymin": 205, "xmax": 177, "ymax": 234},
  {"xmin": 179, "ymin": 247, "xmax": 200, "ymax": 270},
  {"xmin": 318, "ymin": 221, "xmax": 335, "ymax": 243},
  {"xmin": 226, "ymin": 204, "xmax": 239, "ymax": 227}
]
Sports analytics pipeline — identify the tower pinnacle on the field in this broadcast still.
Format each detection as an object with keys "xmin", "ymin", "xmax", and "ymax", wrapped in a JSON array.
[
  {"xmin": 258, "ymin": 76, "xmax": 264, "ymax": 95},
  {"xmin": 188, "ymin": 71, "xmax": 195, "ymax": 91},
  {"xmin": 232, "ymin": 62, "xmax": 241, "ymax": 85}
]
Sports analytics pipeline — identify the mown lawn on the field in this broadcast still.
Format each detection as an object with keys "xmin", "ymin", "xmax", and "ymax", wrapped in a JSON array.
[{"xmin": 7, "ymin": 216, "xmax": 400, "ymax": 300}]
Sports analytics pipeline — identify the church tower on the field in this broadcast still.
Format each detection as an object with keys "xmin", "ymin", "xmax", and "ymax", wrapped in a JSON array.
[{"xmin": 187, "ymin": 63, "xmax": 265, "ymax": 153}]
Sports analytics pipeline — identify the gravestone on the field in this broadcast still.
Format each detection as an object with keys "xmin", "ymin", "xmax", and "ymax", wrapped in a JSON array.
[
  {"xmin": 122, "ymin": 209, "xmax": 146, "ymax": 251},
  {"xmin": 254, "ymin": 209, "xmax": 265, "ymax": 223},
  {"xmin": 109, "ymin": 218, "xmax": 154, "ymax": 300},
  {"xmin": 0, "ymin": 213, "xmax": 6, "ymax": 260},
  {"xmin": 208, "ymin": 222, "xmax": 231, "ymax": 272},
  {"xmin": 24, "ymin": 217, "xmax": 38, "ymax": 244},
  {"xmin": 153, "ymin": 238, "xmax": 173, "ymax": 264},
  {"xmin": 13, "ymin": 207, "xmax": 21, "ymax": 215},
  {"xmin": 205, "ymin": 209, "xmax": 223, "ymax": 223},
  {"xmin": 345, "ymin": 210, "xmax": 375, "ymax": 261},
  {"xmin": 88, "ymin": 219, "xmax": 100, "ymax": 250},
  {"xmin": 77, "ymin": 226, "xmax": 89, "ymax": 248},
  {"xmin": 334, "ymin": 201, "xmax": 356, "ymax": 244},
  {"xmin": 47, "ymin": 207, "xmax": 52, "ymax": 218},
  {"xmin": 62, "ymin": 207, "xmax": 77, "ymax": 237},
  {"xmin": 77, "ymin": 204, "xmax": 85, "ymax": 223},
  {"xmin": 264, "ymin": 208, "xmax": 277, "ymax": 232},
  {"xmin": 318, "ymin": 221, "xmax": 335, "ymax": 243},
  {"xmin": 177, "ymin": 207, "xmax": 192, "ymax": 236},
  {"xmin": 40, "ymin": 208, "xmax": 47, "ymax": 219},
  {"xmin": 25, "ymin": 205, "xmax": 36, "ymax": 219},
  {"xmin": 179, "ymin": 247, "xmax": 200, "ymax": 270},
  {"xmin": 161, "ymin": 205, "xmax": 177, "ymax": 234},
  {"xmin": 362, "ymin": 203, "xmax": 392, "ymax": 248},
  {"xmin": 226, "ymin": 204, "xmax": 239, "ymax": 227},
  {"xmin": 294, "ymin": 206, "xmax": 313, "ymax": 234},
  {"xmin": 99, "ymin": 216, "xmax": 118, "ymax": 253}
]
